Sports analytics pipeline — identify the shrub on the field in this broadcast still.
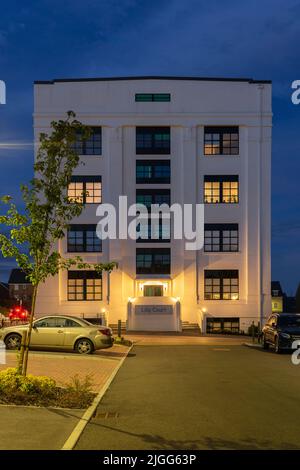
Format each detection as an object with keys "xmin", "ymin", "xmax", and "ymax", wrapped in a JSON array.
[{"xmin": 0, "ymin": 368, "xmax": 95, "ymax": 408}]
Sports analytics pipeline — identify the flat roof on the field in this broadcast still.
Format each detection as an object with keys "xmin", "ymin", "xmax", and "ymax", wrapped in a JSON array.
[{"xmin": 34, "ymin": 75, "xmax": 271, "ymax": 85}]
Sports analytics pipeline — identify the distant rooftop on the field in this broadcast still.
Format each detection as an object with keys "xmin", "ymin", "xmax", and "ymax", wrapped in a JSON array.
[
  {"xmin": 8, "ymin": 269, "xmax": 31, "ymax": 284},
  {"xmin": 34, "ymin": 75, "xmax": 271, "ymax": 85}
]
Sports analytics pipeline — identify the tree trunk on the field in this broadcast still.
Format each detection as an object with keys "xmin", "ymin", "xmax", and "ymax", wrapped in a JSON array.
[{"xmin": 21, "ymin": 284, "xmax": 38, "ymax": 376}]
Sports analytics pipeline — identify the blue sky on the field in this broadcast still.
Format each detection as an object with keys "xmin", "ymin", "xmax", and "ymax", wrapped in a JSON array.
[{"xmin": 0, "ymin": 0, "xmax": 299, "ymax": 294}]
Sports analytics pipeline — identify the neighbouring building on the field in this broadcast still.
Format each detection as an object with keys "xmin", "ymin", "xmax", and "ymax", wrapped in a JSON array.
[
  {"xmin": 34, "ymin": 76, "xmax": 272, "ymax": 333},
  {"xmin": 271, "ymin": 281, "xmax": 283, "ymax": 313},
  {"xmin": 8, "ymin": 269, "xmax": 33, "ymax": 308},
  {"xmin": 0, "ymin": 282, "xmax": 9, "ymax": 306}
]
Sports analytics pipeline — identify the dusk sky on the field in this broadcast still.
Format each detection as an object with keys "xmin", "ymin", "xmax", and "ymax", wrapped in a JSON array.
[{"xmin": 0, "ymin": 0, "xmax": 299, "ymax": 294}]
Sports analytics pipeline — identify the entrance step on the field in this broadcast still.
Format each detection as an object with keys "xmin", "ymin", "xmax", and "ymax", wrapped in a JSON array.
[{"xmin": 181, "ymin": 321, "xmax": 201, "ymax": 335}]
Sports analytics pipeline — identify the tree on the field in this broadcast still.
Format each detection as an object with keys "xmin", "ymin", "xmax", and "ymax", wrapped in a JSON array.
[
  {"xmin": 0, "ymin": 112, "xmax": 117, "ymax": 375},
  {"xmin": 296, "ymin": 283, "xmax": 300, "ymax": 313}
]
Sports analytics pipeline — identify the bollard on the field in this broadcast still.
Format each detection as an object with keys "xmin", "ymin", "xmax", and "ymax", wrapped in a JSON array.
[
  {"xmin": 252, "ymin": 321, "xmax": 255, "ymax": 343},
  {"xmin": 117, "ymin": 319, "xmax": 122, "ymax": 338},
  {"xmin": 258, "ymin": 321, "xmax": 261, "ymax": 343}
]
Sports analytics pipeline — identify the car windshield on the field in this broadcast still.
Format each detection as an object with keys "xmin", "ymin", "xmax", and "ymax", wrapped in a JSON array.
[{"xmin": 278, "ymin": 316, "xmax": 300, "ymax": 328}]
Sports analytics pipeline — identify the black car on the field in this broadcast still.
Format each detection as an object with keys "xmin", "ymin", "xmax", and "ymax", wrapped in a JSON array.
[{"xmin": 262, "ymin": 313, "xmax": 300, "ymax": 353}]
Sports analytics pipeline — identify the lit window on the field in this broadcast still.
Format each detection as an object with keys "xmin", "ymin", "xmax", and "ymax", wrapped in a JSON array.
[
  {"xmin": 204, "ymin": 176, "xmax": 239, "ymax": 204},
  {"xmin": 204, "ymin": 270, "xmax": 239, "ymax": 300},
  {"xmin": 68, "ymin": 271, "xmax": 102, "ymax": 301},
  {"xmin": 68, "ymin": 177, "xmax": 102, "ymax": 204},
  {"xmin": 204, "ymin": 127, "xmax": 239, "ymax": 155}
]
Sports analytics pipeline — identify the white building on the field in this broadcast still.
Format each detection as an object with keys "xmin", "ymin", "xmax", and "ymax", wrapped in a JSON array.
[{"xmin": 34, "ymin": 76, "xmax": 272, "ymax": 333}]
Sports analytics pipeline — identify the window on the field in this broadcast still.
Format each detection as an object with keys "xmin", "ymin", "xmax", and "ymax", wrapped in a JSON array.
[
  {"xmin": 136, "ymin": 189, "xmax": 170, "ymax": 208},
  {"xmin": 73, "ymin": 127, "xmax": 102, "ymax": 155},
  {"xmin": 204, "ymin": 224, "xmax": 239, "ymax": 252},
  {"xmin": 144, "ymin": 285, "xmax": 164, "ymax": 296},
  {"xmin": 136, "ymin": 248, "xmax": 171, "ymax": 274},
  {"xmin": 136, "ymin": 189, "xmax": 170, "ymax": 242},
  {"xmin": 204, "ymin": 176, "xmax": 239, "ymax": 204},
  {"xmin": 206, "ymin": 317, "xmax": 240, "ymax": 334},
  {"xmin": 204, "ymin": 126, "xmax": 239, "ymax": 155},
  {"xmin": 68, "ymin": 176, "xmax": 102, "ymax": 204},
  {"xmin": 68, "ymin": 271, "xmax": 102, "ymax": 301},
  {"xmin": 56, "ymin": 318, "xmax": 82, "ymax": 328},
  {"xmin": 135, "ymin": 93, "xmax": 171, "ymax": 102},
  {"xmin": 136, "ymin": 127, "xmax": 170, "ymax": 154},
  {"xmin": 136, "ymin": 160, "xmax": 170, "ymax": 184},
  {"xmin": 204, "ymin": 270, "xmax": 239, "ymax": 300},
  {"xmin": 67, "ymin": 225, "xmax": 102, "ymax": 252},
  {"xmin": 34, "ymin": 318, "xmax": 58, "ymax": 328}
]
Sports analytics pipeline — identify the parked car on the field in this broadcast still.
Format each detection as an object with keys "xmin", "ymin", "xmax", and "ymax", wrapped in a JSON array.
[
  {"xmin": 262, "ymin": 313, "xmax": 300, "ymax": 353},
  {"xmin": 0, "ymin": 315, "xmax": 113, "ymax": 354}
]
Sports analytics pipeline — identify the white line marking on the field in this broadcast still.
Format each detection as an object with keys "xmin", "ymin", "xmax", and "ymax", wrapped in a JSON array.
[{"xmin": 61, "ymin": 345, "xmax": 133, "ymax": 451}]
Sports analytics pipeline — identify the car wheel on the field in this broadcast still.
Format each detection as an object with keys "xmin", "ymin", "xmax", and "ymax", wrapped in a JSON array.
[
  {"xmin": 75, "ymin": 338, "xmax": 94, "ymax": 355},
  {"xmin": 262, "ymin": 335, "xmax": 269, "ymax": 349},
  {"xmin": 4, "ymin": 333, "xmax": 22, "ymax": 350},
  {"xmin": 274, "ymin": 336, "xmax": 282, "ymax": 354}
]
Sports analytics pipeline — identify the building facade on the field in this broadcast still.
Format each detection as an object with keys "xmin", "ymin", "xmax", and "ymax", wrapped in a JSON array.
[{"xmin": 34, "ymin": 77, "xmax": 272, "ymax": 333}]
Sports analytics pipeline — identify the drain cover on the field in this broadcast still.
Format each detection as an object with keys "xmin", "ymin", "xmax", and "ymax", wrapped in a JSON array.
[{"xmin": 97, "ymin": 411, "xmax": 119, "ymax": 419}]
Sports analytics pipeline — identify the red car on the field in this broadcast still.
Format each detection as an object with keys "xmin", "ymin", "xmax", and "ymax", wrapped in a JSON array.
[{"xmin": 9, "ymin": 306, "xmax": 29, "ymax": 321}]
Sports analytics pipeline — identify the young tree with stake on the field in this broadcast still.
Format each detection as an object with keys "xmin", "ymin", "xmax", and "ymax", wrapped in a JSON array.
[{"xmin": 0, "ymin": 112, "xmax": 117, "ymax": 376}]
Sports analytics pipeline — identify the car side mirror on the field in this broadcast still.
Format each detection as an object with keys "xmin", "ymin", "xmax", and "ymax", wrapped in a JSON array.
[{"xmin": 32, "ymin": 324, "xmax": 37, "ymax": 329}]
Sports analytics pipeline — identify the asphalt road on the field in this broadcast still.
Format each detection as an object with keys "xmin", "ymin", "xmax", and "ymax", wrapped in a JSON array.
[{"xmin": 76, "ymin": 344, "xmax": 300, "ymax": 450}]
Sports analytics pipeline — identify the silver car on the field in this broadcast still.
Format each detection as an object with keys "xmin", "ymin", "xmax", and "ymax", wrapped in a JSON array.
[{"xmin": 0, "ymin": 315, "xmax": 113, "ymax": 354}]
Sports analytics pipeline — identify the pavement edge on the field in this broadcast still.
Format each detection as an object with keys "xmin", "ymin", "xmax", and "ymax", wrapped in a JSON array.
[{"xmin": 61, "ymin": 344, "xmax": 133, "ymax": 451}]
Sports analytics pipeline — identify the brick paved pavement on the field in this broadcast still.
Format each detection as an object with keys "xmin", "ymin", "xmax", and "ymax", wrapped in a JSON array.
[{"xmin": 0, "ymin": 345, "xmax": 128, "ymax": 391}]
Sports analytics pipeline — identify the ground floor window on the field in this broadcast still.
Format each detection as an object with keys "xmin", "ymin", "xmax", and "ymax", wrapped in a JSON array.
[
  {"xmin": 206, "ymin": 317, "xmax": 240, "ymax": 334},
  {"xmin": 68, "ymin": 271, "xmax": 102, "ymax": 301},
  {"xmin": 143, "ymin": 285, "xmax": 164, "ymax": 297}
]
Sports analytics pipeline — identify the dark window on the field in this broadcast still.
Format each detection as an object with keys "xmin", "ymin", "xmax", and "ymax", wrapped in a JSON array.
[
  {"xmin": 136, "ymin": 127, "xmax": 170, "ymax": 154},
  {"xmin": 136, "ymin": 189, "xmax": 170, "ymax": 208},
  {"xmin": 68, "ymin": 225, "xmax": 102, "ymax": 252},
  {"xmin": 206, "ymin": 317, "xmax": 240, "ymax": 334},
  {"xmin": 144, "ymin": 285, "xmax": 164, "ymax": 296},
  {"xmin": 137, "ymin": 218, "xmax": 170, "ymax": 243},
  {"xmin": 204, "ymin": 224, "xmax": 238, "ymax": 252},
  {"xmin": 204, "ymin": 270, "xmax": 239, "ymax": 300},
  {"xmin": 136, "ymin": 160, "xmax": 170, "ymax": 184},
  {"xmin": 68, "ymin": 271, "xmax": 102, "ymax": 301},
  {"xmin": 136, "ymin": 189, "xmax": 170, "ymax": 242},
  {"xmin": 68, "ymin": 176, "xmax": 102, "ymax": 204},
  {"xmin": 135, "ymin": 93, "xmax": 170, "ymax": 102},
  {"xmin": 204, "ymin": 126, "xmax": 239, "ymax": 155},
  {"xmin": 136, "ymin": 248, "xmax": 170, "ymax": 274},
  {"xmin": 73, "ymin": 127, "xmax": 102, "ymax": 155},
  {"xmin": 204, "ymin": 175, "xmax": 239, "ymax": 204}
]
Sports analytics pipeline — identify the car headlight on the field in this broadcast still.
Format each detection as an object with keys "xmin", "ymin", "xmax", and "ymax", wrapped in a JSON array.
[{"xmin": 280, "ymin": 333, "xmax": 291, "ymax": 339}]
